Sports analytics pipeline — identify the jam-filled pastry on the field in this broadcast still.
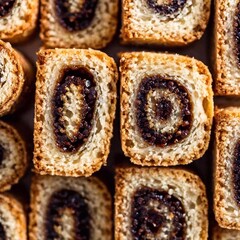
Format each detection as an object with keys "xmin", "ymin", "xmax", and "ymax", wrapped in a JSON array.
[
  {"xmin": 214, "ymin": 107, "xmax": 240, "ymax": 230},
  {"xmin": 40, "ymin": 0, "xmax": 118, "ymax": 49},
  {"xmin": 0, "ymin": 0, "xmax": 38, "ymax": 43},
  {"xmin": 0, "ymin": 194, "xmax": 27, "ymax": 240},
  {"xmin": 120, "ymin": 52, "xmax": 213, "ymax": 166},
  {"xmin": 121, "ymin": 0, "xmax": 210, "ymax": 46},
  {"xmin": 29, "ymin": 175, "xmax": 112, "ymax": 240},
  {"xmin": 213, "ymin": 225, "xmax": 240, "ymax": 239},
  {"xmin": 34, "ymin": 48, "xmax": 118, "ymax": 177},
  {"xmin": 0, "ymin": 121, "xmax": 27, "ymax": 192},
  {"xmin": 115, "ymin": 167, "xmax": 208, "ymax": 240},
  {"xmin": 213, "ymin": 0, "xmax": 240, "ymax": 95},
  {"xmin": 0, "ymin": 40, "xmax": 32, "ymax": 117}
]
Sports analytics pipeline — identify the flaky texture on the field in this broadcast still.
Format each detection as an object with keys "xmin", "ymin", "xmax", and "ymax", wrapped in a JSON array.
[
  {"xmin": 121, "ymin": 0, "xmax": 210, "ymax": 46},
  {"xmin": 213, "ymin": 225, "xmax": 240, "ymax": 240},
  {"xmin": 40, "ymin": 0, "xmax": 118, "ymax": 49},
  {"xmin": 0, "ymin": 0, "xmax": 39, "ymax": 43},
  {"xmin": 213, "ymin": 0, "xmax": 240, "ymax": 95},
  {"xmin": 0, "ymin": 40, "xmax": 32, "ymax": 117},
  {"xmin": 214, "ymin": 107, "xmax": 240, "ymax": 229},
  {"xmin": 115, "ymin": 167, "xmax": 208, "ymax": 240},
  {"xmin": 0, "ymin": 121, "xmax": 27, "ymax": 192},
  {"xmin": 120, "ymin": 52, "xmax": 213, "ymax": 166},
  {"xmin": 0, "ymin": 194, "xmax": 27, "ymax": 240},
  {"xmin": 34, "ymin": 48, "xmax": 118, "ymax": 177},
  {"xmin": 29, "ymin": 175, "xmax": 112, "ymax": 240}
]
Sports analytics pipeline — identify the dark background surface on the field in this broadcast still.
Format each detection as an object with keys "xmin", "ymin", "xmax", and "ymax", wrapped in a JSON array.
[{"xmin": 2, "ymin": 2, "xmax": 238, "ymax": 239}]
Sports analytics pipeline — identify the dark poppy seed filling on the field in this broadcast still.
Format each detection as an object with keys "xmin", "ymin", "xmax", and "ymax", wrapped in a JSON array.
[
  {"xmin": 0, "ymin": 0, "xmax": 15, "ymax": 18},
  {"xmin": 131, "ymin": 187, "xmax": 186, "ymax": 240},
  {"xmin": 135, "ymin": 76, "xmax": 192, "ymax": 146},
  {"xmin": 0, "ymin": 145, "xmax": 4, "ymax": 165},
  {"xmin": 55, "ymin": 0, "xmax": 98, "ymax": 31},
  {"xmin": 234, "ymin": 2, "xmax": 240, "ymax": 65},
  {"xmin": 45, "ymin": 189, "xmax": 90, "ymax": 240},
  {"xmin": 52, "ymin": 67, "xmax": 97, "ymax": 152},
  {"xmin": 146, "ymin": 0, "xmax": 186, "ymax": 16},
  {"xmin": 0, "ymin": 223, "xmax": 6, "ymax": 240},
  {"xmin": 233, "ymin": 140, "xmax": 240, "ymax": 205}
]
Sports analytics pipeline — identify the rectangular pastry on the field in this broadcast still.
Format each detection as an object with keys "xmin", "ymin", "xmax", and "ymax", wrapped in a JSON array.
[
  {"xmin": 115, "ymin": 167, "xmax": 208, "ymax": 240},
  {"xmin": 213, "ymin": 225, "xmax": 240, "ymax": 239},
  {"xmin": 0, "ymin": 194, "xmax": 27, "ymax": 240},
  {"xmin": 0, "ymin": 121, "xmax": 27, "ymax": 192},
  {"xmin": 0, "ymin": 40, "xmax": 32, "ymax": 117},
  {"xmin": 213, "ymin": 0, "xmax": 240, "ymax": 95},
  {"xmin": 121, "ymin": 0, "xmax": 210, "ymax": 46},
  {"xmin": 34, "ymin": 48, "xmax": 118, "ymax": 177},
  {"xmin": 40, "ymin": 0, "xmax": 118, "ymax": 49},
  {"xmin": 29, "ymin": 175, "xmax": 112, "ymax": 240},
  {"xmin": 120, "ymin": 52, "xmax": 213, "ymax": 166},
  {"xmin": 214, "ymin": 107, "xmax": 240, "ymax": 229},
  {"xmin": 0, "ymin": 0, "xmax": 38, "ymax": 43}
]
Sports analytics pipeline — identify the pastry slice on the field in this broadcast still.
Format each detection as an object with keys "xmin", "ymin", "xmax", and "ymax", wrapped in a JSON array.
[
  {"xmin": 115, "ymin": 167, "xmax": 208, "ymax": 240},
  {"xmin": 214, "ymin": 107, "xmax": 240, "ymax": 229},
  {"xmin": 0, "ymin": 194, "xmax": 27, "ymax": 240},
  {"xmin": 0, "ymin": 121, "xmax": 27, "ymax": 192},
  {"xmin": 0, "ymin": 40, "xmax": 32, "ymax": 117},
  {"xmin": 29, "ymin": 175, "xmax": 112, "ymax": 240},
  {"xmin": 34, "ymin": 48, "xmax": 118, "ymax": 176},
  {"xmin": 121, "ymin": 0, "xmax": 210, "ymax": 46},
  {"xmin": 0, "ymin": 0, "xmax": 38, "ymax": 43},
  {"xmin": 213, "ymin": 0, "xmax": 240, "ymax": 95},
  {"xmin": 40, "ymin": 0, "xmax": 118, "ymax": 48},
  {"xmin": 120, "ymin": 52, "xmax": 213, "ymax": 166}
]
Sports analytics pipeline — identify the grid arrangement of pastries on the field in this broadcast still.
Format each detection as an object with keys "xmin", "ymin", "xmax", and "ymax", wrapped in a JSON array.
[{"xmin": 0, "ymin": 0, "xmax": 239, "ymax": 239}]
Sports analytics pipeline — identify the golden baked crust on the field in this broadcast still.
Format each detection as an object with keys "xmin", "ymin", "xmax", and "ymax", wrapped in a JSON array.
[
  {"xmin": 0, "ymin": 40, "xmax": 33, "ymax": 117},
  {"xmin": 115, "ymin": 167, "xmax": 208, "ymax": 240},
  {"xmin": 29, "ymin": 174, "xmax": 112, "ymax": 240},
  {"xmin": 0, "ymin": 0, "xmax": 39, "ymax": 43},
  {"xmin": 40, "ymin": 0, "xmax": 118, "ymax": 49},
  {"xmin": 0, "ymin": 194, "xmax": 27, "ymax": 239},
  {"xmin": 120, "ymin": 52, "xmax": 213, "ymax": 166},
  {"xmin": 213, "ymin": 0, "xmax": 240, "ymax": 95},
  {"xmin": 121, "ymin": 0, "xmax": 210, "ymax": 46},
  {"xmin": 0, "ymin": 121, "xmax": 27, "ymax": 192},
  {"xmin": 213, "ymin": 225, "xmax": 240, "ymax": 239},
  {"xmin": 214, "ymin": 107, "xmax": 240, "ymax": 229},
  {"xmin": 34, "ymin": 48, "xmax": 118, "ymax": 177}
]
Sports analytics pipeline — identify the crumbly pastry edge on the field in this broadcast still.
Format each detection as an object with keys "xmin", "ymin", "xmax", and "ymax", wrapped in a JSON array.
[
  {"xmin": 214, "ymin": 107, "xmax": 240, "ymax": 229},
  {"xmin": 33, "ymin": 48, "xmax": 118, "ymax": 177},
  {"xmin": 120, "ymin": 51, "xmax": 213, "ymax": 166},
  {"xmin": 114, "ymin": 167, "xmax": 208, "ymax": 240}
]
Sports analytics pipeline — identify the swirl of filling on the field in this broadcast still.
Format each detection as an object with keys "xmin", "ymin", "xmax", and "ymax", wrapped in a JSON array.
[
  {"xmin": 233, "ymin": 140, "xmax": 240, "ymax": 205},
  {"xmin": 0, "ymin": 0, "xmax": 15, "ymax": 18},
  {"xmin": 52, "ymin": 67, "xmax": 97, "ymax": 152},
  {"xmin": 54, "ymin": 0, "xmax": 98, "ymax": 31},
  {"xmin": 45, "ymin": 189, "xmax": 90, "ymax": 240},
  {"xmin": 146, "ymin": 0, "xmax": 186, "ymax": 15},
  {"xmin": 0, "ymin": 223, "xmax": 6, "ymax": 240},
  {"xmin": 131, "ymin": 187, "xmax": 186, "ymax": 240},
  {"xmin": 234, "ymin": 2, "xmax": 240, "ymax": 65},
  {"xmin": 135, "ymin": 76, "xmax": 192, "ymax": 146}
]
